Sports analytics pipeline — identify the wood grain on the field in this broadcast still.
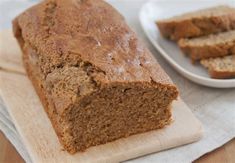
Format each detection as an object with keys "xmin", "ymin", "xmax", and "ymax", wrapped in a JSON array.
[
  {"xmin": 0, "ymin": 132, "xmax": 24, "ymax": 163},
  {"xmin": 196, "ymin": 138, "xmax": 235, "ymax": 163},
  {"xmin": 0, "ymin": 131, "xmax": 234, "ymax": 163}
]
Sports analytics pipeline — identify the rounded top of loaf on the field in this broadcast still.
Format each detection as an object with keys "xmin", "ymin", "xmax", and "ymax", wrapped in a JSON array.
[{"xmin": 14, "ymin": 0, "xmax": 174, "ymax": 86}]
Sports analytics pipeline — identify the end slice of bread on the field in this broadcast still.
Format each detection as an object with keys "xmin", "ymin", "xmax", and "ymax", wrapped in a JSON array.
[
  {"xmin": 156, "ymin": 5, "xmax": 235, "ymax": 40},
  {"xmin": 201, "ymin": 55, "xmax": 235, "ymax": 79},
  {"xmin": 178, "ymin": 30, "xmax": 235, "ymax": 62}
]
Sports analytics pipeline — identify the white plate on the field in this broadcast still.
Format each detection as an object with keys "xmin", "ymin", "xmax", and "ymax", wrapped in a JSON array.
[{"xmin": 139, "ymin": 0, "xmax": 235, "ymax": 88}]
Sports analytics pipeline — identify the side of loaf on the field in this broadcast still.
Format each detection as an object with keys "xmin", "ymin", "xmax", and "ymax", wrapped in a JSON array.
[
  {"xmin": 13, "ymin": 0, "xmax": 178, "ymax": 154},
  {"xmin": 178, "ymin": 30, "xmax": 235, "ymax": 62},
  {"xmin": 201, "ymin": 55, "xmax": 235, "ymax": 79},
  {"xmin": 156, "ymin": 6, "xmax": 235, "ymax": 40}
]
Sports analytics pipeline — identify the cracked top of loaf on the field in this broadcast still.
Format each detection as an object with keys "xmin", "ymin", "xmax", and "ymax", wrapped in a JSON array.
[{"xmin": 13, "ymin": 0, "xmax": 175, "ymax": 86}]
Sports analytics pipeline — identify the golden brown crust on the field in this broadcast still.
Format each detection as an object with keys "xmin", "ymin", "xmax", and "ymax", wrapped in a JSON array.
[
  {"xmin": 23, "ymin": 55, "xmax": 68, "ymax": 152},
  {"xmin": 13, "ymin": 0, "xmax": 179, "ymax": 153},
  {"xmin": 14, "ymin": 0, "xmax": 173, "ymax": 85},
  {"xmin": 13, "ymin": 0, "xmax": 178, "ymax": 114},
  {"xmin": 156, "ymin": 13, "xmax": 235, "ymax": 40},
  {"xmin": 209, "ymin": 70, "xmax": 235, "ymax": 79}
]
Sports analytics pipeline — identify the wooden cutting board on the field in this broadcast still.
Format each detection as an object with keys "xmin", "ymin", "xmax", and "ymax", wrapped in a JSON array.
[{"xmin": 0, "ymin": 30, "xmax": 203, "ymax": 163}]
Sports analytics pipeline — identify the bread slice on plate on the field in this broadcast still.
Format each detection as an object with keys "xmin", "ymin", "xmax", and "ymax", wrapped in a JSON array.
[
  {"xmin": 201, "ymin": 55, "xmax": 235, "ymax": 79},
  {"xmin": 178, "ymin": 30, "xmax": 235, "ymax": 62},
  {"xmin": 156, "ymin": 5, "xmax": 235, "ymax": 40}
]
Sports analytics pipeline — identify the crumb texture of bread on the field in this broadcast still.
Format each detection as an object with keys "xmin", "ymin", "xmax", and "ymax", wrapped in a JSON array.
[
  {"xmin": 201, "ymin": 55, "xmax": 235, "ymax": 79},
  {"xmin": 13, "ymin": 0, "xmax": 178, "ymax": 153},
  {"xmin": 178, "ymin": 30, "xmax": 235, "ymax": 62},
  {"xmin": 156, "ymin": 6, "xmax": 235, "ymax": 40}
]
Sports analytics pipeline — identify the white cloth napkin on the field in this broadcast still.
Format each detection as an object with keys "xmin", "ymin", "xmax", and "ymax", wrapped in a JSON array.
[{"xmin": 0, "ymin": 0, "xmax": 235, "ymax": 163}]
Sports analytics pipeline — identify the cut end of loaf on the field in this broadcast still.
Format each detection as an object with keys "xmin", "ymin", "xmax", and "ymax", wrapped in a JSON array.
[{"xmin": 60, "ymin": 82, "xmax": 178, "ymax": 153}]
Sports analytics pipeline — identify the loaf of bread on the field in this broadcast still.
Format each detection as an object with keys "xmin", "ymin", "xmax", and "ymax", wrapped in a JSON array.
[
  {"xmin": 13, "ymin": 0, "xmax": 178, "ymax": 153},
  {"xmin": 201, "ymin": 55, "xmax": 235, "ymax": 79},
  {"xmin": 178, "ymin": 30, "xmax": 235, "ymax": 62},
  {"xmin": 156, "ymin": 6, "xmax": 235, "ymax": 40}
]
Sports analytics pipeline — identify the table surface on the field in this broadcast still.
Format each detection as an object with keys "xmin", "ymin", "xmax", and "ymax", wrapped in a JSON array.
[{"xmin": 0, "ymin": 131, "xmax": 234, "ymax": 163}]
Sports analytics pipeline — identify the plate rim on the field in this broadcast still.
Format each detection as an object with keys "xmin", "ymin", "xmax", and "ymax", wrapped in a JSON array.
[{"xmin": 139, "ymin": 0, "xmax": 235, "ymax": 88}]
